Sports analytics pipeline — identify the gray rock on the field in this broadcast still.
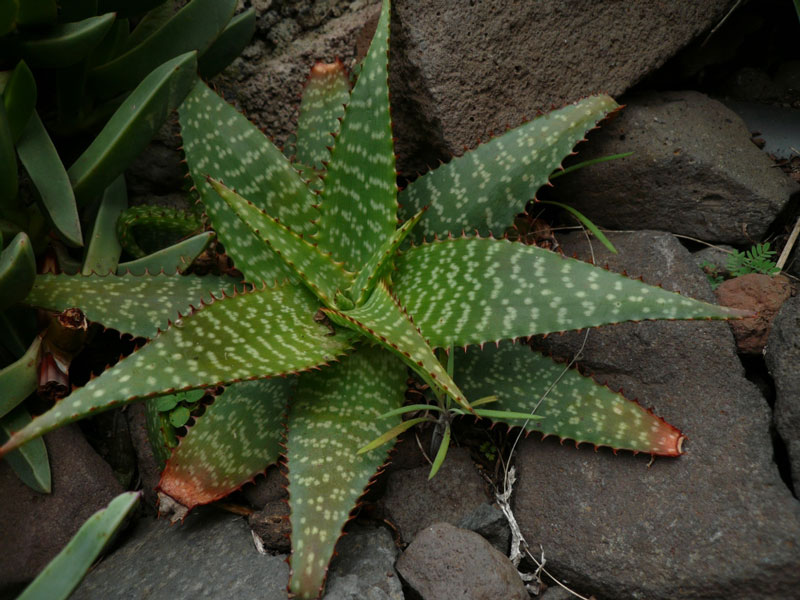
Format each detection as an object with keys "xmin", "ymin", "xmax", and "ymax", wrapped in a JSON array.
[
  {"xmin": 519, "ymin": 230, "xmax": 800, "ymax": 599},
  {"xmin": 389, "ymin": 0, "xmax": 734, "ymax": 175},
  {"xmin": 381, "ymin": 447, "xmax": 489, "ymax": 543},
  {"xmin": 692, "ymin": 244, "xmax": 736, "ymax": 275},
  {"xmin": 324, "ymin": 524, "xmax": 403, "ymax": 600},
  {"xmin": 456, "ymin": 502, "xmax": 510, "ymax": 555},
  {"xmin": 548, "ymin": 91, "xmax": 798, "ymax": 244},
  {"xmin": 396, "ymin": 522, "xmax": 528, "ymax": 600},
  {"xmin": 71, "ymin": 509, "xmax": 289, "ymax": 600},
  {"xmin": 0, "ymin": 426, "xmax": 123, "ymax": 593},
  {"xmin": 765, "ymin": 295, "xmax": 800, "ymax": 493}
]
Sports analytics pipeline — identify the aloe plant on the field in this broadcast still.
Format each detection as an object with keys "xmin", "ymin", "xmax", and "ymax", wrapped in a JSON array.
[{"xmin": 0, "ymin": 1, "xmax": 743, "ymax": 597}]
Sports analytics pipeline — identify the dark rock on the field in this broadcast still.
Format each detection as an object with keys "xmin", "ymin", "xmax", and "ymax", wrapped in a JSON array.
[
  {"xmin": 396, "ymin": 522, "xmax": 527, "ymax": 600},
  {"xmin": 324, "ymin": 523, "xmax": 403, "ymax": 600},
  {"xmin": 249, "ymin": 499, "xmax": 291, "ymax": 554},
  {"xmin": 242, "ymin": 463, "xmax": 288, "ymax": 508},
  {"xmin": 215, "ymin": 1, "xmax": 381, "ymax": 152},
  {"xmin": 548, "ymin": 91, "xmax": 798, "ymax": 244},
  {"xmin": 126, "ymin": 402, "xmax": 163, "ymax": 510},
  {"xmin": 765, "ymin": 295, "xmax": 800, "ymax": 493},
  {"xmin": 389, "ymin": 0, "xmax": 733, "ymax": 175},
  {"xmin": 714, "ymin": 273, "xmax": 793, "ymax": 354},
  {"xmin": 0, "ymin": 426, "xmax": 123, "ymax": 592},
  {"xmin": 381, "ymin": 447, "xmax": 489, "ymax": 544},
  {"xmin": 521, "ymin": 230, "xmax": 800, "ymax": 599},
  {"xmin": 70, "ymin": 509, "xmax": 289, "ymax": 600},
  {"xmin": 456, "ymin": 502, "xmax": 510, "ymax": 555}
]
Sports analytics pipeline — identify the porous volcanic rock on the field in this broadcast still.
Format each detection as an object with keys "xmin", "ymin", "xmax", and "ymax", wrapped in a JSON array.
[
  {"xmin": 765, "ymin": 295, "xmax": 800, "ymax": 493},
  {"xmin": 389, "ymin": 0, "xmax": 735, "ymax": 174},
  {"xmin": 396, "ymin": 522, "xmax": 528, "ymax": 600},
  {"xmin": 547, "ymin": 91, "xmax": 798, "ymax": 244},
  {"xmin": 520, "ymin": 230, "xmax": 800, "ymax": 599},
  {"xmin": 0, "ymin": 426, "xmax": 123, "ymax": 594}
]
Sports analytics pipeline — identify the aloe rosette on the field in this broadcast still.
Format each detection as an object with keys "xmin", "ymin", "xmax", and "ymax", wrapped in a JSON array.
[{"xmin": 0, "ymin": 1, "xmax": 742, "ymax": 597}]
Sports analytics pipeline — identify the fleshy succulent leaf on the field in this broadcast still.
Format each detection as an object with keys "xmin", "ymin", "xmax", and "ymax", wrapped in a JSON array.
[
  {"xmin": 393, "ymin": 236, "xmax": 744, "ymax": 348},
  {"xmin": 208, "ymin": 179, "xmax": 352, "ymax": 308},
  {"xmin": 16, "ymin": 492, "xmax": 140, "ymax": 600},
  {"xmin": 325, "ymin": 281, "xmax": 471, "ymax": 412},
  {"xmin": 349, "ymin": 207, "xmax": 425, "ymax": 307},
  {"xmin": 197, "ymin": 7, "xmax": 257, "ymax": 80},
  {"xmin": 287, "ymin": 347, "xmax": 406, "ymax": 599},
  {"xmin": 81, "ymin": 175, "xmax": 126, "ymax": 275},
  {"xmin": 158, "ymin": 378, "xmax": 290, "ymax": 509},
  {"xmin": 0, "ymin": 334, "xmax": 41, "ymax": 419},
  {"xmin": 179, "ymin": 79, "xmax": 318, "ymax": 284},
  {"xmin": 26, "ymin": 272, "xmax": 238, "ymax": 339},
  {"xmin": 20, "ymin": 13, "xmax": 115, "ymax": 69},
  {"xmin": 0, "ymin": 404, "xmax": 50, "ymax": 493},
  {"xmin": 0, "ymin": 232, "xmax": 36, "ymax": 311},
  {"xmin": 456, "ymin": 341, "xmax": 684, "ymax": 455},
  {"xmin": 294, "ymin": 61, "xmax": 351, "ymax": 170},
  {"xmin": 399, "ymin": 95, "xmax": 619, "ymax": 240},
  {"xmin": 0, "ymin": 282, "xmax": 356, "ymax": 457},
  {"xmin": 116, "ymin": 232, "xmax": 214, "ymax": 275},
  {"xmin": 313, "ymin": 0, "xmax": 396, "ymax": 272}
]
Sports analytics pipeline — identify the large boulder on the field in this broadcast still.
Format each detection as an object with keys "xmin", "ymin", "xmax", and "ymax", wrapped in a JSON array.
[
  {"xmin": 548, "ymin": 91, "xmax": 798, "ymax": 244},
  {"xmin": 517, "ymin": 231, "xmax": 800, "ymax": 599},
  {"xmin": 389, "ymin": 0, "xmax": 736, "ymax": 174}
]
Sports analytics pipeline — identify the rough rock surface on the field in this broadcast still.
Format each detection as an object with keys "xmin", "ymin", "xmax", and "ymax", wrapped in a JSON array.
[
  {"xmin": 548, "ymin": 91, "xmax": 798, "ymax": 244},
  {"xmin": 765, "ymin": 295, "xmax": 800, "ymax": 493},
  {"xmin": 381, "ymin": 446, "xmax": 489, "ymax": 544},
  {"xmin": 520, "ymin": 231, "xmax": 800, "ymax": 599},
  {"xmin": 396, "ymin": 522, "xmax": 528, "ymax": 600},
  {"xmin": 0, "ymin": 426, "xmax": 123, "ymax": 594},
  {"xmin": 215, "ymin": 1, "xmax": 380, "ymax": 152},
  {"xmin": 389, "ymin": 0, "xmax": 735, "ymax": 174},
  {"xmin": 70, "ymin": 509, "xmax": 290, "ymax": 600},
  {"xmin": 714, "ymin": 273, "xmax": 793, "ymax": 354},
  {"xmin": 323, "ymin": 524, "xmax": 403, "ymax": 600},
  {"xmin": 456, "ymin": 502, "xmax": 511, "ymax": 555}
]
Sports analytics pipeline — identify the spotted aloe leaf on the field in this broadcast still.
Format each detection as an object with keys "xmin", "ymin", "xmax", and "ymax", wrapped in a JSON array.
[
  {"xmin": 287, "ymin": 346, "xmax": 406, "ymax": 598},
  {"xmin": 393, "ymin": 236, "xmax": 743, "ymax": 349},
  {"xmin": 208, "ymin": 179, "xmax": 352, "ymax": 308},
  {"xmin": 456, "ymin": 341, "xmax": 684, "ymax": 455},
  {"xmin": 158, "ymin": 378, "xmax": 290, "ymax": 508},
  {"xmin": 399, "ymin": 94, "xmax": 619, "ymax": 240},
  {"xmin": 26, "ymin": 273, "xmax": 238, "ymax": 338},
  {"xmin": 293, "ymin": 60, "xmax": 350, "ymax": 172},
  {"xmin": 0, "ymin": 283, "xmax": 356, "ymax": 454},
  {"xmin": 325, "ymin": 281, "xmax": 470, "ymax": 412},
  {"xmin": 312, "ymin": 0, "xmax": 396, "ymax": 272},
  {"xmin": 179, "ymin": 79, "xmax": 317, "ymax": 285}
]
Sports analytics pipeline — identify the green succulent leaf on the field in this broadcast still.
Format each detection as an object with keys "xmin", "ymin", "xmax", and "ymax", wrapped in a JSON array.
[
  {"xmin": 357, "ymin": 416, "xmax": 429, "ymax": 454},
  {"xmin": 393, "ymin": 236, "xmax": 742, "ymax": 348},
  {"xmin": 0, "ymin": 100, "xmax": 18, "ymax": 207},
  {"xmin": 0, "ymin": 282, "xmax": 356, "ymax": 457},
  {"xmin": 456, "ymin": 341, "xmax": 685, "ymax": 455},
  {"xmin": 21, "ymin": 13, "xmax": 115, "ymax": 69},
  {"xmin": 0, "ymin": 232, "xmax": 35, "ymax": 311},
  {"xmin": 82, "ymin": 176, "xmax": 127, "ymax": 274},
  {"xmin": 116, "ymin": 204, "xmax": 203, "ymax": 260},
  {"xmin": 197, "ymin": 7, "xmax": 256, "ymax": 80},
  {"xmin": 293, "ymin": 60, "xmax": 351, "ymax": 170},
  {"xmin": 3, "ymin": 60, "xmax": 36, "ymax": 143},
  {"xmin": 26, "ymin": 272, "xmax": 238, "ymax": 338},
  {"xmin": 349, "ymin": 207, "xmax": 425, "ymax": 307},
  {"xmin": 68, "ymin": 51, "xmax": 198, "ymax": 206},
  {"xmin": 314, "ymin": 0, "xmax": 396, "ymax": 272},
  {"xmin": 209, "ymin": 179, "xmax": 352, "ymax": 308},
  {"xmin": 179, "ymin": 79, "xmax": 317, "ymax": 285},
  {"xmin": 287, "ymin": 347, "xmax": 406, "ymax": 599},
  {"xmin": 89, "ymin": 0, "xmax": 235, "ymax": 99},
  {"xmin": 16, "ymin": 0, "xmax": 56, "ymax": 27},
  {"xmin": 325, "ymin": 281, "xmax": 471, "ymax": 412},
  {"xmin": 0, "ymin": 334, "xmax": 41, "ymax": 419},
  {"xmin": 0, "ymin": 404, "xmax": 50, "ymax": 493},
  {"xmin": 0, "ymin": 1, "xmax": 18, "ymax": 36},
  {"xmin": 159, "ymin": 378, "xmax": 289, "ymax": 508},
  {"xmin": 17, "ymin": 491, "xmax": 140, "ymax": 600},
  {"xmin": 537, "ymin": 200, "xmax": 617, "ymax": 254},
  {"xmin": 428, "ymin": 423, "xmax": 450, "ymax": 479},
  {"xmin": 117, "ymin": 232, "xmax": 214, "ymax": 275},
  {"xmin": 16, "ymin": 111, "xmax": 83, "ymax": 247},
  {"xmin": 399, "ymin": 95, "xmax": 619, "ymax": 239}
]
